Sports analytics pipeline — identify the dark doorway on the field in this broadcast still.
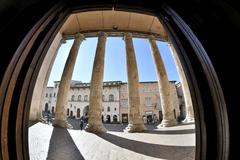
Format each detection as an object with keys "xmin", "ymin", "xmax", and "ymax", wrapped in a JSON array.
[
  {"xmin": 122, "ymin": 114, "xmax": 128, "ymax": 123},
  {"xmin": 106, "ymin": 115, "xmax": 111, "ymax": 123},
  {"xmin": 147, "ymin": 115, "xmax": 153, "ymax": 124},
  {"xmin": 159, "ymin": 111, "xmax": 163, "ymax": 122},
  {"xmin": 113, "ymin": 115, "xmax": 118, "ymax": 123}
]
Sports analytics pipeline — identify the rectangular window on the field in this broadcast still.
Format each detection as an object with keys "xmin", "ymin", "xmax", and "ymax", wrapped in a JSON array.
[{"xmin": 145, "ymin": 97, "xmax": 152, "ymax": 106}]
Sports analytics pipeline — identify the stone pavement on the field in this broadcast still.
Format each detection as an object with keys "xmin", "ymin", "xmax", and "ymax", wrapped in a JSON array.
[{"xmin": 29, "ymin": 120, "xmax": 195, "ymax": 160}]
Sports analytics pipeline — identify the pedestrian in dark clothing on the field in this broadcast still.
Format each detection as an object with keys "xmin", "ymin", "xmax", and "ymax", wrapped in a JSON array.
[{"xmin": 80, "ymin": 119, "xmax": 84, "ymax": 130}]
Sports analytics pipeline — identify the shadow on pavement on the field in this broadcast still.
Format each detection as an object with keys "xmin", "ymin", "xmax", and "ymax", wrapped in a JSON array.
[
  {"xmin": 144, "ymin": 128, "xmax": 195, "ymax": 135},
  {"xmin": 47, "ymin": 127, "xmax": 85, "ymax": 160},
  {"xmin": 97, "ymin": 132, "xmax": 195, "ymax": 160}
]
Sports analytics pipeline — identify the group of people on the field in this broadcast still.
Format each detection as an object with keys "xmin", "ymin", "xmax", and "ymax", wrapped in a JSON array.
[{"xmin": 143, "ymin": 115, "xmax": 158, "ymax": 124}]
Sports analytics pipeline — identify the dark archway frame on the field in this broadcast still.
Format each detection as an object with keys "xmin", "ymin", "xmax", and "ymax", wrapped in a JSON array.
[{"xmin": 0, "ymin": 1, "xmax": 229, "ymax": 160}]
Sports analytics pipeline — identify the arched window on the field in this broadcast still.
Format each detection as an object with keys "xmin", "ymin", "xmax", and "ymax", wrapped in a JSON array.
[
  {"xmin": 49, "ymin": 93, "xmax": 52, "ymax": 97},
  {"xmin": 46, "ymin": 93, "xmax": 48, "ymax": 97},
  {"xmin": 84, "ymin": 95, "xmax": 88, "ymax": 101},
  {"xmin": 52, "ymin": 106, "xmax": 54, "ymax": 113},
  {"xmin": 78, "ymin": 95, "xmax": 81, "ymax": 101},
  {"xmin": 102, "ymin": 95, "xmax": 105, "ymax": 101},
  {"xmin": 107, "ymin": 106, "xmax": 110, "ymax": 112},
  {"xmin": 77, "ymin": 108, "xmax": 80, "ymax": 118},
  {"xmin": 109, "ymin": 94, "xmax": 114, "ymax": 101},
  {"xmin": 71, "ymin": 95, "xmax": 75, "ymax": 101}
]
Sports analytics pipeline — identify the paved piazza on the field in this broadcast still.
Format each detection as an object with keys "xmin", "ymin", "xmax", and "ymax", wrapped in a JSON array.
[{"xmin": 28, "ymin": 121, "xmax": 195, "ymax": 160}]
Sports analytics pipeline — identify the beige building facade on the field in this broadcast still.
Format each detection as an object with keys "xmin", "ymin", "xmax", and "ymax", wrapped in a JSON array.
[
  {"xmin": 42, "ymin": 80, "xmax": 184, "ymax": 124},
  {"xmin": 42, "ymin": 81, "xmax": 121, "ymax": 123},
  {"xmin": 120, "ymin": 81, "xmax": 181, "ymax": 124}
]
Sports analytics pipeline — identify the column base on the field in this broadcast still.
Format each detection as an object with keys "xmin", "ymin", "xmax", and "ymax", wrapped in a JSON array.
[
  {"xmin": 158, "ymin": 119, "xmax": 177, "ymax": 128},
  {"xmin": 124, "ymin": 123, "xmax": 146, "ymax": 133},
  {"xmin": 182, "ymin": 117, "xmax": 195, "ymax": 123},
  {"xmin": 52, "ymin": 119, "xmax": 73, "ymax": 129},
  {"xmin": 85, "ymin": 123, "xmax": 107, "ymax": 134}
]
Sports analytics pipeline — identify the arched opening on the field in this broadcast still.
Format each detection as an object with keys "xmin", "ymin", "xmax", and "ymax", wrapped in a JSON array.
[
  {"xmin": 78, "ymin": 95, "xmax": 81, "ymax": 101},
  {"xmin": 106, "ymin": 115, "xmax": 111, "ymax": 123},
  {"xmin": 70, "ymin": 111, "xmax": 73, "ymax": 117},
  {"xmin": 113, "ymin": 115, "xmax": 118, "ymax": 123},
  {"xmin": 0, "ymin": 1, "xmax": 233, "ymax": 160}
]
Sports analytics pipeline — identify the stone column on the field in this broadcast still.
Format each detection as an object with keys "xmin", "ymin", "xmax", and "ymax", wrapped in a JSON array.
[
  {"xmin": 168, "ymin": 43, "xmax": 194, "ymax": 123},
  {"xmin": 52, "ymin": 33, "xmax": 84, "ymax": 128},
  {"xmin": 124, "ymin": 33, "xmax": 145, "ymax": 132},
  {"xmin": 29, "ymin": 33, "xmax": 63, "ymax": 122},
  {"xmin": 85, "ymin": 32, "xmax": 107, "ymax": 133},
  {"xmin": 148, "ymin": 35, "xmax": 177, "ymax": 127}
]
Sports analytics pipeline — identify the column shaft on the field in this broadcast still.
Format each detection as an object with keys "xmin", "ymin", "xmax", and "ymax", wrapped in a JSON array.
[
  {"xmin": 29, "ymin": 34, "xmax": 63, "ymax": 122},
  {"xmin": 85, "ymin": 32, "xmax": 107, "ymax": 133},
  {"xmin": 149, "ymin": 36, "xmax": 177, "ymax": 127},
  {"xmin": 53, "ymin": 34, "xmax": 84, "ymax": 128},
  {"xmin": 124, "ymin": 33, "xmax": 145, "ymax": 132},
  {"xmin": 168, "ymin": 43, "xmax": 194, "ymax": 123}
]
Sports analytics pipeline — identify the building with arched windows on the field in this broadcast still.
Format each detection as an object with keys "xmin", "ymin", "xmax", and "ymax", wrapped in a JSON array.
[{"xmin": 42, "ymin": 80, "xmax": 184, "ymax": 123}]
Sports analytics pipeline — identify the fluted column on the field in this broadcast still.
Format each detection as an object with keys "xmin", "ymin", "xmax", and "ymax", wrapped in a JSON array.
[
  {"xmin": 52, "ymin": 33, "xmax": 85, "ymax": 128},
  {"xmin": 168, "ymin": 43, "xmax": 194, "ymax": 123},
  {"xmin": 124, "ymin": 33, "xmax": 145, "ymax": 132},
  {"xmin": 148, "ymin": 35, "xmax": 177, "ymax": 127},
  {"xmin": 85, "ymin": 32, "xmax": 107, "ymax": 133}
]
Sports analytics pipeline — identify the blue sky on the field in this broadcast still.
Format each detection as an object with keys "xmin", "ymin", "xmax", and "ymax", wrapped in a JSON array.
[{"xmin": 47, "ymin": 37, "xmax": 179, "ymax": 87}]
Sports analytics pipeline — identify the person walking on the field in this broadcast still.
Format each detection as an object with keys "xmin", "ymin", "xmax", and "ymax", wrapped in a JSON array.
[{"xmin": 80, "ymin": 119, "xmax": 84, "ymax": 130}]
